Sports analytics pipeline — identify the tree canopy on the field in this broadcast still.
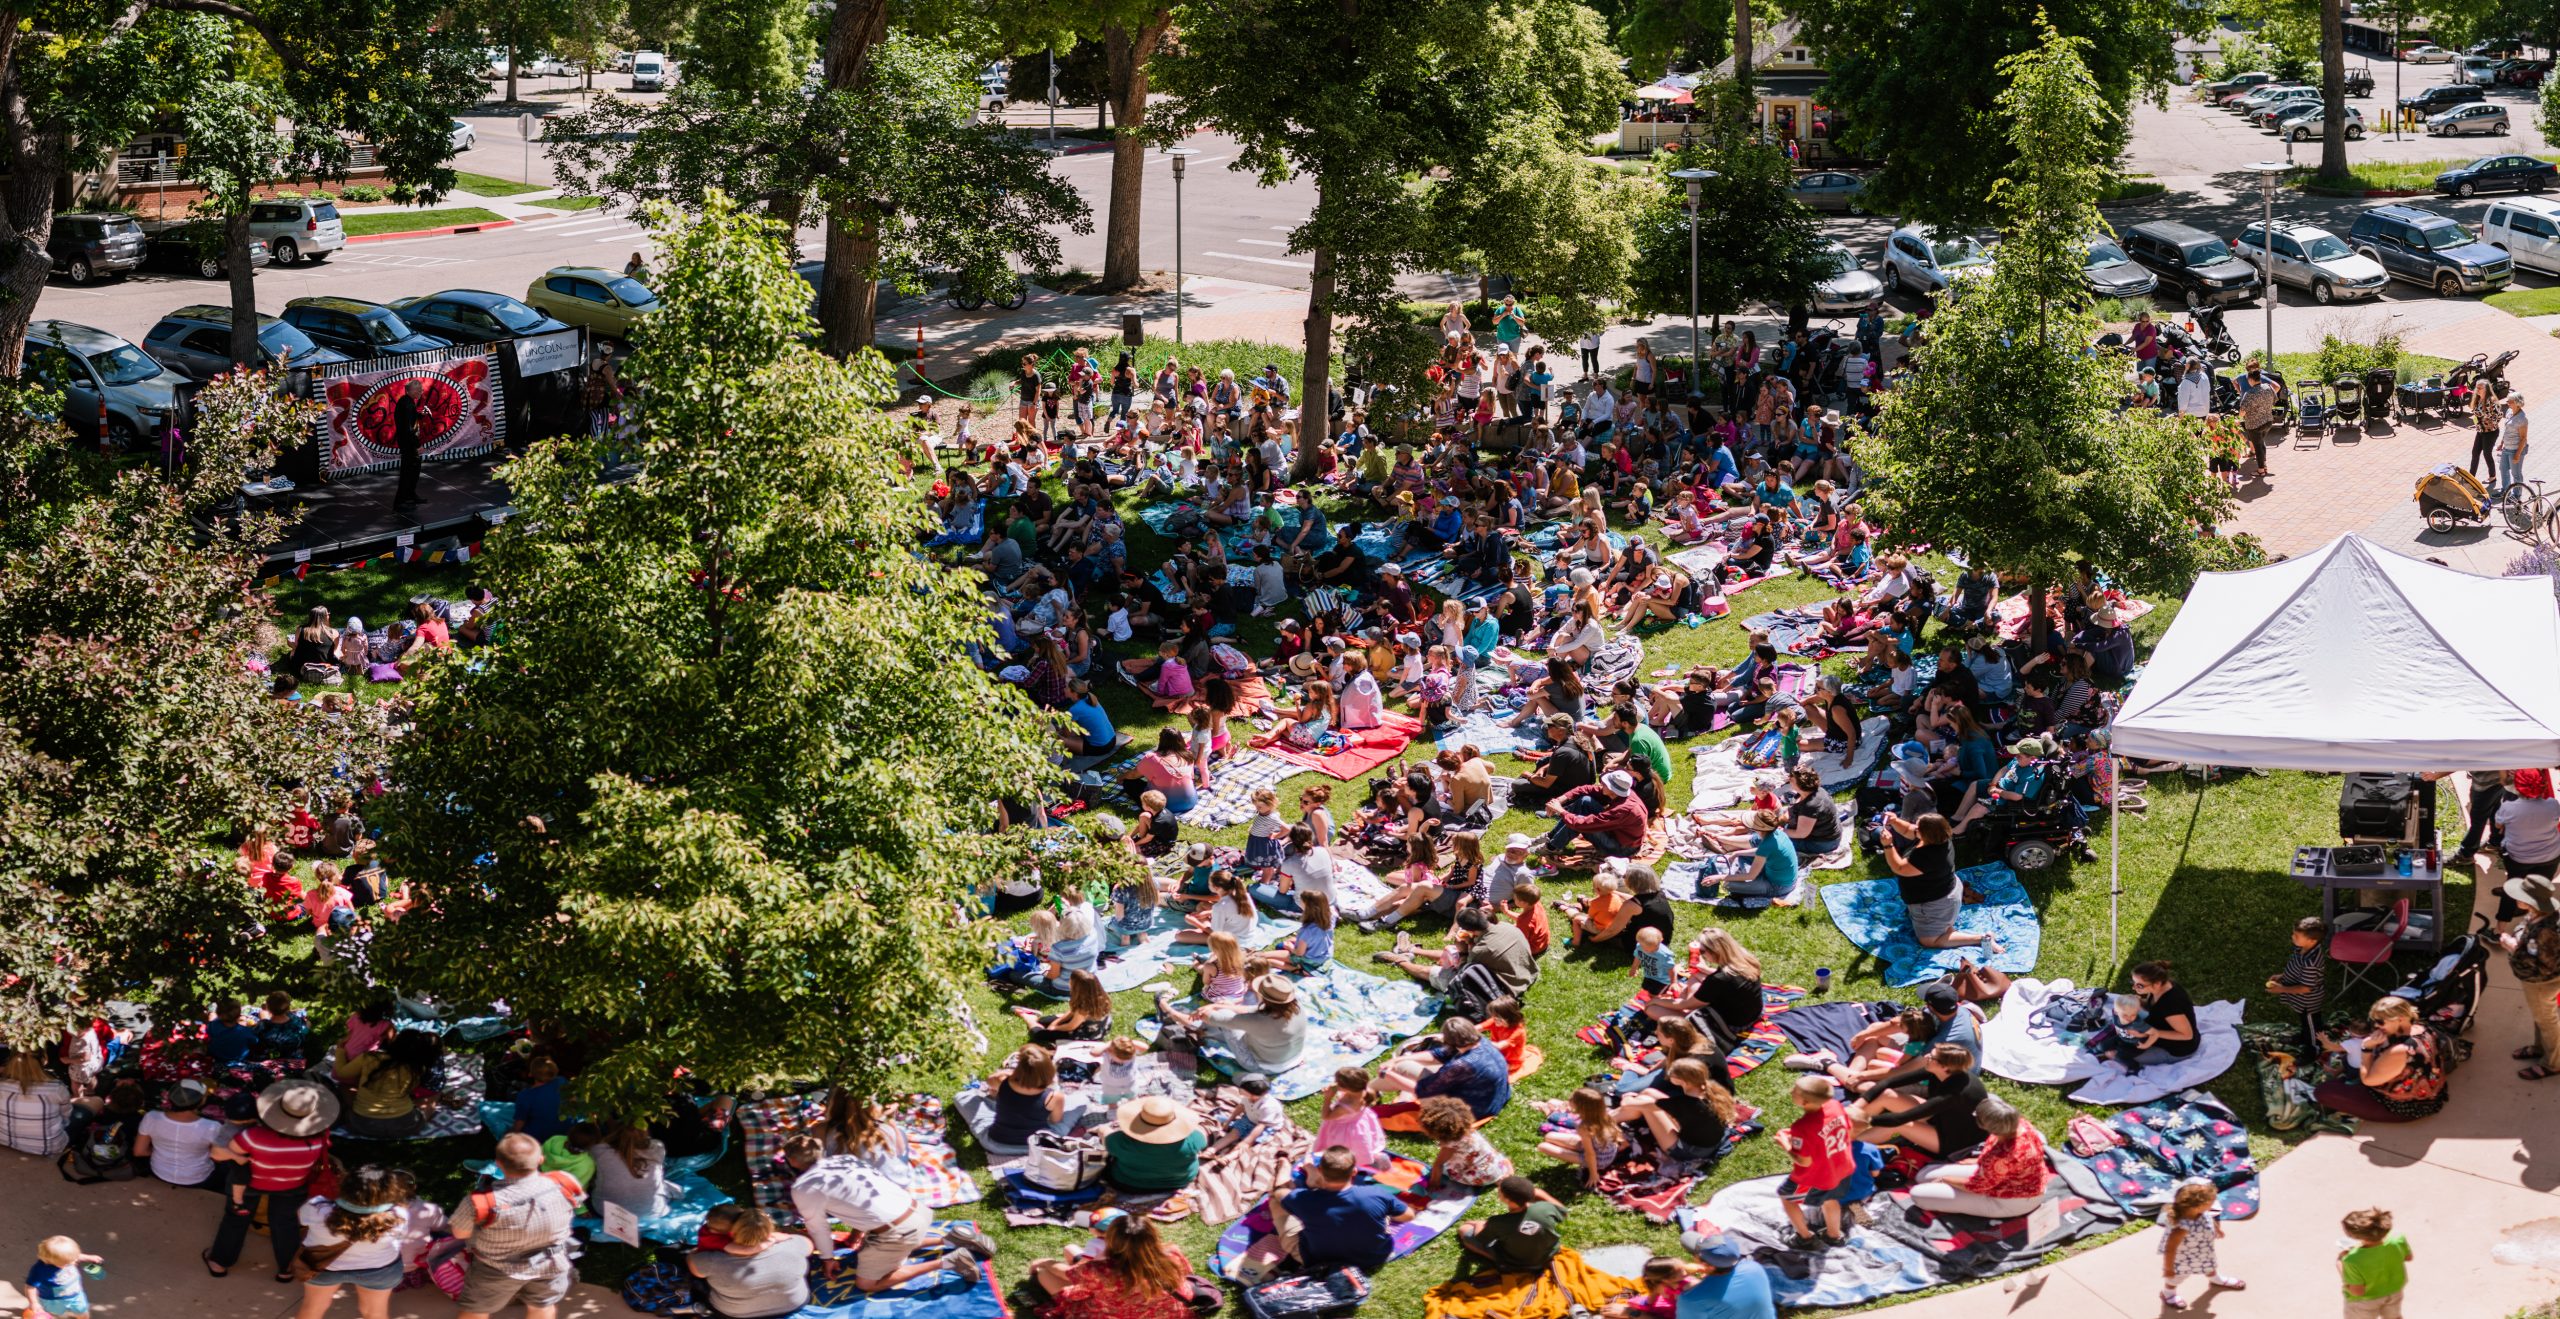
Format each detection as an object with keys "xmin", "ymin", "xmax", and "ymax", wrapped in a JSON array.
[
  {"xmin": 1627, "ymin": 82, "xmax": 1835, "ymax": 331},
  {"xmin": 1851, "ymin": 22, "xmax": 2232, "ymax": 626},
  {"xmin": 371, "ymin": 194, "xmax": 1064, "ymax": 1116}
]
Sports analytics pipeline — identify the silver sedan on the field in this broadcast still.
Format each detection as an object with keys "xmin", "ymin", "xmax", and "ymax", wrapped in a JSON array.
[{"xmin": 1811, "ymin": 241, "xmax": 1885, "ymax": 311}]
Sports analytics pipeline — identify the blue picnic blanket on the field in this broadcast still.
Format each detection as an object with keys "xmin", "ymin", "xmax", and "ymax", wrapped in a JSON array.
[
  {"xmin": 1434, "ymin": 705, "xmax": 1535, "ymax": 757},
  {"xmin": 793, "ymin": 1247, "xmax": 1005, "ymax": 1319},
  {"xmin": 1170, "ymin": 749, "xmax": 1305, "ymax": 830},
  {"xmin": 1741, "ymin": 609, "xmax": 1836, "ymax": 658},
  {"xmin": 1092, "ymin": 903, "xmax": 1297, "ymax": 994},
  {"xmin": 2085, "ymin": 1096, "xmax": 2261, "ymax": 1220},
  {"xmin": 1821, "ymin": 863, "xmax": 2040, "ymax": 987},
  {"xmin": 572, "ymin": 1170, "xmax": 733, "ymax": 1247},
  {"xmin": 1658, "ymin": 856, "xmax": 1821, "ymax": 912},
  {"xmin": 1140, "ymin": 963, "xmax": 1443, "ymax": 1100},
  {"xmin": 1136, "ymin": 500, "xmax": 1324, "ymax": 555},
  {"xmin": 1352, "ymin": 522, "xmax": 1405, "ymax": 561}
]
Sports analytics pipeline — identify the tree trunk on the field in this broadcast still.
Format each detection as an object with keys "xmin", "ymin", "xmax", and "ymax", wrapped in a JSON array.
[
  {"xmin": 813, "ymin": 0, "xmax": 892, "ymax": 353},
  {"xmin": 2027, "ymin": 580, "xmax": 2051, "ymax": 653},
  {"xmin": 225, "ymin": 197, "xmax": 258, "ymax": 365},
  {"xmin": 820, "ymin": 207, "xmax": 880, "ymax": 358},
  {"xmin": 1732, "ymin": 0, "xmax": 1753, "ymax": 99},
  {"xmin": 1095, "ymin": 12, "xmax": 1170, "ymax": 294},
  {"xmin": 2316, "ymin": 0, "xmax": 2348, "ymax": 181},
  {"xmin": 505, "ymin": 23, "xmax": 519, "ymax": 104},
  {"xmin": 1297, "ymin": 245, "xmax": 1333, "ymax": 458},
  {"xmin": 0, "ymin": 120, "xmax": 62, "ymax": 377}
]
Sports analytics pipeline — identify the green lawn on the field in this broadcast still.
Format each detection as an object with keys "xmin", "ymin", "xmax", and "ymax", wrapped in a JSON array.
[
  {"xmin": 260, "ymin": 409, "xmax": 2403, "ymax": 1314},
  {"xmin": 2488, "ymin": 285, "xmax": 2560, "ymax": 317},
  {"xmin": 2296, "ymin": 154, "xmax": 2560, "ymax": 194},
  {"xmin": 452, "ymin": 170, "xmax": 547, "ymax": 197},
  {"xmin": 530, "ymin": 194, "xmax": 607, "ymax": 211},
  {"xmin": 338, "ymin": 206, "xmax": 509, "ymax": 237},
  {"xmin": 2098, "ymin": 178, "xmax": 2167, "ymax": 204}
]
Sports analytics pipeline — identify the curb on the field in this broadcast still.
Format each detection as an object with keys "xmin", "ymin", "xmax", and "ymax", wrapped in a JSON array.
[
  {"xmin": 1049, "ymin": 140, "xmax": 1115, "ymax": 156},
  {"xmin": 347, "ymin": 218, "xmax": 520, "ymax": 244}
]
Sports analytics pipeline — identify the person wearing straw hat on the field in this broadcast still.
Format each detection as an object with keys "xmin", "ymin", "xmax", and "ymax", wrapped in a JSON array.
[
  {"xmin": 1198, "ymin": 976, "xmax": 1309, "ymax": 1074},
  {"xmin": 203, "ymin": 1078, "xmax": 338, "ymax": 1280},
  {"xmin": 1101, "ymin": 1095, "xmax": 1207, "ymax": 1196},
  {"xmin": 2501, "ymin": 874, "xmax": 2560, "ymax": 1081}
]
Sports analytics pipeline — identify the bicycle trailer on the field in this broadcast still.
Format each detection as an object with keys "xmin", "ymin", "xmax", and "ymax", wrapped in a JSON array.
[{"xmin": 2414, "ymin": 463, "xmax": 2489, "ymax": 533}]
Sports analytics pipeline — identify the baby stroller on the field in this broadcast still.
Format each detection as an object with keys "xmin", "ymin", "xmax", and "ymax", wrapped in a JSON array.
[
  {"xmin": 2413, "ymin": 463, "xmax": 2492, "ymax": 533},
  {"xmin": 2293, "ymin": 386, "xmax": 2328, "ymax": 438},
  {"xmin": 2385, "ymin": 913, "xmax": 2492, "ymax": 1044},
  {"xmin": 2329, "ymin": 375, "xmax": 2363, "ymax": 425}
]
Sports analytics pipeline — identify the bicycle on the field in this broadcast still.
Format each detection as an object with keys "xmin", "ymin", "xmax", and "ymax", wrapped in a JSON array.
[
  {"xmin": 946, "ymin": 267, "xmax": 1028, "ymax": 312},
  {"xmin": 2493, "ymin": 477, "xmax": 2560, "ymax": 544}
]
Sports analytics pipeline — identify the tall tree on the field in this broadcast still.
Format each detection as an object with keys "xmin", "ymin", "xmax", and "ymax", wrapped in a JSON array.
[
  {"xmin": 0, "ymin": 1, "xmax": 483, "ymax": 372},
  {"xmin": 1094, "ymin": 5, "xmax": 1173, "ymax": 292},
  {"xmin": 1627, "ymin": 82, "xmax": 1833, "ymax": 334},
  {"xmin": 372, "ymin": 194, "xmax": 1062, "ymax": 1117},
  {"xmin": 1732, "ymin": 0, "xmax": 1752, "ymax": 93},
  {"xmin": 2318, "ymin": 0, "xmax": 2348, "ymax": 182},
  {"xmin": 176, "ymin": 74, "xmax": 289, "ymax": 365},
  {"xmin": 0, "ymin": 370, "xmax": 385, "ymax": 1046},
  {"xmin": 1850, "ymin": 21, "xmax": 2231, "ymax": 646},
  {"xmin": 1158, "ymin": 0, "xmax": 1631, "ymax": 454},
  {"xmin": 1789, "ymin": 0, "xmax": 2192, "ymax": 227}
]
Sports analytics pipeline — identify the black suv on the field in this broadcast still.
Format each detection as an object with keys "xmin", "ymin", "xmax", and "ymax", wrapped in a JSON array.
[
  {"xmin": 278, "ymin": 297, "xmax": 453, "ymax": 360},
  {"xmin": 2346, "ymin": 204, "xmax": 2511, "ymax": 295},
  {"xmin": 47, "ymin": 212, "xmax": 144, "ymax": 286},
  {"xmin": 2120, "ymin": 220, "xmax": 2262, "ymax": 308},
  {"xmin": 2398, "ymin": 83, "xmax": 2484, "ymax": 115}
]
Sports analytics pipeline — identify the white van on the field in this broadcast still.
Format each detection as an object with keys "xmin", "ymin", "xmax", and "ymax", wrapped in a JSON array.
[
  {"xmin": 2481, "ymin": 196, "xmax": 2560, "ymax": 276},
  {"xmin": 631, "ymin": 50, "xmax": 666, "ymax": 92}
]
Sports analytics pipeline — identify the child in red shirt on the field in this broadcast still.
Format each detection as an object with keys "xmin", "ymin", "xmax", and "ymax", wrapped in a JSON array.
[
  {"xmin": 1781, "ymin": 1075, "xmax": 1856, "ymax": 1247},
  {"xmin": 1479, "ymin": 997, "xmax": 1528, "ymax": 1073},
  {"xmin": 1509, "ymin": 883, "xmax": 1552, "ymax": 957}
]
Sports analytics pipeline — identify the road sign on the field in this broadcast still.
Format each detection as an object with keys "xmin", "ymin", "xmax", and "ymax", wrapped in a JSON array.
[{"xmin": 519, "ymin": 112, "xmax": 538, "ymax": 141}]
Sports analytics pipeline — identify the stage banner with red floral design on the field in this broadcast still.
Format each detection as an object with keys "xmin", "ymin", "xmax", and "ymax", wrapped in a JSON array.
[{"xmin": 312, "ymin": 348, "xmax": 505, "ymax": 477}]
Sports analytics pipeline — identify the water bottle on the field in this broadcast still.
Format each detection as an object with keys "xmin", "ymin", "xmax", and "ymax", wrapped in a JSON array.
[{"xmin": 2397, "ymin": 849, "xmax": 2413, "ymax": 878}]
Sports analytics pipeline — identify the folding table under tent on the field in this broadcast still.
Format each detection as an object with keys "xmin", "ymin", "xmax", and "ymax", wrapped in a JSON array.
[{"xmin": 2100, "ymin": 533, "xmax": 2560, "ymax": 960}]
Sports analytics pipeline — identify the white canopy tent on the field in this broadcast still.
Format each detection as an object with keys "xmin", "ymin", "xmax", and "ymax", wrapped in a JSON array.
[{"xmin": 2100, "ymin": 533, "xmax": 2560, "ymax": 959}]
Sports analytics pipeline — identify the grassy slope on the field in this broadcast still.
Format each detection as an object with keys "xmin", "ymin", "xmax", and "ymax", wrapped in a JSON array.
[{"xmin": 339, "ymin": 207, "xmax": 509, "ymax": 237}]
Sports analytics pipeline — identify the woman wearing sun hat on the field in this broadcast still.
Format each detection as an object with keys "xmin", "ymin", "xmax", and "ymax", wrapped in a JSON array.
[
  {"xmin": 204, "ymin": 1078, "xmax": 340, "ymax": 1280},
  {"xmin": 1100, "ymin": 1096, "xmax": 1207, "ymax": 1197},
  {"xmin": 1200, "ymin": 976, "xmax": 1309, "ymax": 1074}
]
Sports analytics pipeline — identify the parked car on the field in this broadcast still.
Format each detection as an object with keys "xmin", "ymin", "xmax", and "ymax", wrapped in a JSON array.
[
  {"xmin": 527, "ymin": 55, "xmax": 578, "ymax": 77},
  {"xmin": 2435, "ymin": 154, "xmax": 2558, "ymax": 197},
  {"xmin": 2467, "ymin": 38, "xmax": 2522, "ymax": 57},
  {"xmin": 1879, "ymin": 226, "xmax": 1991, "ymax": 297},
  {"xmin": 2119, "ymin": 220, "xmax": 2261, "ymax": 308},
  {"xmin": 20, "ymin": 320, "xmax": 187, "ymax": 445},
  {"xmin": 450, "ymin": 119, "xmax": 476, "ymax": 151},
  {"xmin": 2231, "ymin": 84, "xmax": 2312, "ymax": 113},
  {"xmin": 2212, "ymin": 76, "xmax": 2288, "ymax": 106},
  {"xmin": 2231, "ymin": 221, "xmax": 2388, "ymax": 304},
  {"xmin": 2080, "ymin": 235, "xmax": 2158, "ymax": 299},
  {"xmin": 2399, "ymin": 82, "xmax": 2485, "ymax": 115},
  {"xmin": 2246, "ymin": 88, "xmax": 2323, "ymax": 125},
  {"xmin": 2427, "ymin": 102, "xmax": 2511, "ymax": 136},
  {"xmin": 46, "ymin": 212, "xmax": 145, "ymax": 285},
  {"xmin": 608, "ymin": 50, "xmax": 633, "ymax": 72},
  {"xmin": 2203, "ymin": 70, "xmax": 2276, "ymax": 99},
  {"xmin": 279, "ymin": 296, "xmax": 452, "ymax": 360},
  {"xmin": 2499, "ymin": 59, "xmax": 2550, "ymax": 87},
  {"xmin": 630, "ymin": 50, "xmax": 667, "ymax": 91},
  {"xmin": 2457, "ymin": 56, "xmax": 2502, "ymax": 85},
  {"xmin": 245, "ymin": 198, "xmax": 345, "ymax": 265},
  {"xmin": 1809, "ymin": 240, "xmax": 1884, "ymax": 312},
  {"xmin": 2276, "ymin": 104, "xmax": 2365, "ymax": 141},
  {"xmin": 386, "ymin": 289, "xmax": 571, "ymax": 343},
  {"xmin": 1787, "ymin": 170, "xmax": 1867, "ymax": 213},
  {"xmin": 524, "ymin": 266, "xmax": 661, "ymax": 337},
  {"xmin": 2401, "ymin": 44, "xmax": 2456, "ymax": 63},
  {"xmin": 141, "ymin": 306, "xmax": 351, "ymax": 380},
  {"xmin": 2347, "ymin": 204, "xmax": 2511, "ymax": 295},
  {"xmin": 2481, "ymin": 197, "xmax": 2560, "ymax": 276},
  {"xmin": 2343, "ymin": 69, "xmax": 2374, "ymax": 97},
  {"xmin": 140, "ymin": 220, "xmax": 272, "ymax": 279}
]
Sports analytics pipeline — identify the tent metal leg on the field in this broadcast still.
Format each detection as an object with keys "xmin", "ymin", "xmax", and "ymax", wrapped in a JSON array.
[{"xmin": 2109, "ymin": 774, "xmax": 2121, "ymax": 968}]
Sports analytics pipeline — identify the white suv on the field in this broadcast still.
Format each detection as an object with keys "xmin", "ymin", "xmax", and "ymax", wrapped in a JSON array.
[
  {"xmin": 2231, "ymin": 221, "xmax": 2388, "ymax": 304},
  {"xmin": 1881, "ymin": 226, "xmax": 1992, "ymax": 297},
  {"xmin": 245, "ymin": 198, "xmax": 345, "ymax": 266},
  {"xmin": 2482, "ymin": 197, "xmax": 2560, "ymax": 276}
]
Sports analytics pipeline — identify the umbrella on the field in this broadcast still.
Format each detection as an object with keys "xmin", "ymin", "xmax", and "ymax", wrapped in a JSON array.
[{"xmin": 1635, "ymin": 84, "xmax": 1691, "ymax": 102}]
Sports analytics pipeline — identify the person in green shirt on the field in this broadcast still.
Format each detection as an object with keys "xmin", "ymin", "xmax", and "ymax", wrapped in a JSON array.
[
  {"xmin": 2338, "ymin": 1207, "xmax": 2412, "ymax": 1318},
  {"xmin": 1617, "ymin": 704, "xmax": 1672, "ymax": 782},
  {"xmin": 1101, "ymin": 1096, "xmax": 1207, "ymax": 1194},
  {"xmin": 1457, "ymin": 1177, "xmax": 1568, "ymax": 1275}
]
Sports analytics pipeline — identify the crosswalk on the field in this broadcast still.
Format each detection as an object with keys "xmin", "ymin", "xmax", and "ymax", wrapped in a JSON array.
[
  {"xmin": 538, "ymin": 214, "xmax": 654, "ymax": 244},
  {"xmin": 327, "ymin": 250, "xmax": 466, "ymax": 269}
]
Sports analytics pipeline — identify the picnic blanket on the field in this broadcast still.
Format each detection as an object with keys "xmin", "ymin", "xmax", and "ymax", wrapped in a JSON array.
[
  {"xmin": 1141, "ymin": 962, "xmax": 1443, "ymax": 1101},
  {"xmin": 1821, "ymin": 862, "xmax": 2041, "ymax": 987},
  {"xmin": 1136, "ymin": 500, "xmax": 1317, "ymax": 554},
  {"xmin": 571, "ymin": 1170, "xmax": 732, "ymax": 1247},
  {"xmin": 1583, "ymin": 1120, "xmax": 1757, "ymax": 1221},
  {"xmin": 2083, "ymin": 1093, "xmax": 2261, "ymax": 1220},
  {"xmin": 1741, "ymin": 609, "xmax": 1839, "ymax": 659},
  {"xmin": 1681, "ymin": 663, "xmax": 1816, "ymax": 737},
  {"xmin": 328, "ymin": 1053, "xmax": 486, "ymax": 1142},
  {"xmin": 1257, "ymin": 710, "xmax": 1425, "ymax": 780},
  {"xmin": 1422, "ymin": 1249, "xmax": 1641, "ymax": 1319},
  {"xmin": 737, "ymin": 1093, "xmax": 981, "ymax": 1225},
  {"xmin": 793, "ymin": 1253, "xmax": 1007, "ymax": 1319},
  {"xmin": 1684, "ymin": 1152, "xmax": 2126, "ymax": 1310},
  {"xmin": 1575, "ymin": 984, "xmax": 1804, "ymax": 1083},
  {"xmin": 1092, "ymin": 904, "xmax": 1297, "ymax": 993},
  {"xmin": 2061, "ymin": 1000, "xmax": 2246, "ymax": 1106},
  {"xmin": 1214, "ymin": 1152, "xmax": 1477, "ymax": 1275},
  {"xmin": 1773, "ymin": 998, "xmax": 1907, "ymax": 1064},
  {"xmin": 1991, "ymin": 591, "xmax": 2154, "ymax": 641},
  {"xmin": 1802, "ymin": 716, "xmax": 1890, "ymax": 791},
  {"xmin": 1434, "ymin": 706, "xmax": 1534, "ymax": 757},
  {"xmin": 1687, "ymin": 740, "xmax": 1772, "ymax": 813},
  {"xmin": 1658, "ymin": 856, "xmax": 1816, "ymax": 911},
  {"xmin": 1171, "ymin": 750, "xmax": 1307, "ymax": 830}
]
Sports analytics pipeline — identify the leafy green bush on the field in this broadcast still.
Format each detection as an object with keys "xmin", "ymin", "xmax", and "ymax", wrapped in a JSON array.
[
  {"xmin": 2201, "ymin": 532, "xmax": 2269, "ymax": 573},
  {"xmin": 338, "ymin": 184, "xmax": 387, "ymax": 203},
  {"xmin": 2309, "ymin": 328, "xmax": 2403, "ymax": 382}
]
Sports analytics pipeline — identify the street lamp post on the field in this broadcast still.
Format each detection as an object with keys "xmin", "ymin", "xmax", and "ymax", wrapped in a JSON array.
[
  {"xmin": 2249, "ymin": 160, "xmax": 2287, "ymax": 369},
  {"xmin": 1668, "ymin": 168, "xmax": 1716, "ymax": 399},
  {"xmin": 1166, "ymin": 147, "xmax": 1196, "ymax": 345}
]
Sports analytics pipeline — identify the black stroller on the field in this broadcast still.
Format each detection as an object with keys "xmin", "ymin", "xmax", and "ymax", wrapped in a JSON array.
[
  {"xmin": 2329, "ymin": 376, "xmax": 2363, "ymax": 425},
  {"xmin": 2385, "ymin": 913, "xmax": 2492, "ymax": 1045},
  {"xmin": 2364, "ymin": 367, "xmax": 2397, "ymax": 424}
]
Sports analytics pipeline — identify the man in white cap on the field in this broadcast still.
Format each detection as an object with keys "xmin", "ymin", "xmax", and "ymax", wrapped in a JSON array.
[
  {"xmin": 1539, "ymin": 769, "xmax": 1651, "ymax": 860},
  {"xmin": 1485, "ymin": 833, "xmax": 1540, "ymax": 910}
]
